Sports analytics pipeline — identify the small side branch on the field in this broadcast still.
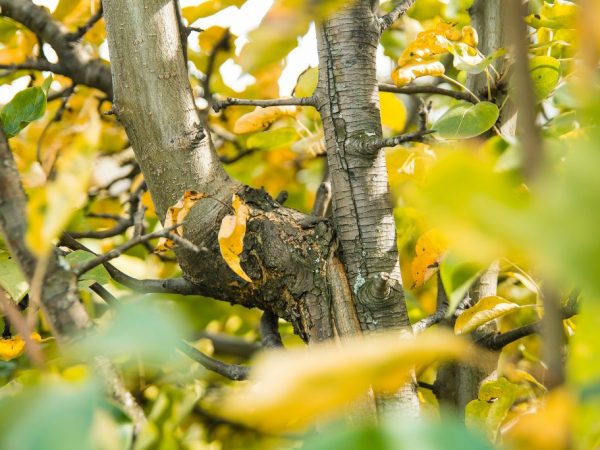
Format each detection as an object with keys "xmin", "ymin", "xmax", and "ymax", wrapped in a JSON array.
[
  {"xmin": 379, "ymin": 83, "xmax": 475, "ymax": 103},
  {"xmin": 178, "ymin": 342, "xmax": 250, "ymax": 381},
  {"xmin": 60, "ymin": 233, "xmax": 201, "ymax": 295},
  {"xmin": 478, "ymin": 304, "xmax": 578, "ymax": 351},
  {"xmin": 379, "ymin": 0, "xmax": 416, "ymax": 33},
  {"xmin": 73, "ymin": 224, "xmax": 183, "ymax": 276},
  {"xmin": 65, "ymin": 4, "xmax": 103, "ymax": 41},
  {"xmin": 212, "ymin": 95, "xmax": 317, "ymax": 113},
  {"xmin": 259, "ymin": 311, "xmax": 283, "ymax": 348},
  {"xmin": 413, "ymin": 272, "xmax": 449, "ymax": 334},
  {"xmin": 368, "ymin": 129, "xmax": 434, "ymax": 151}
]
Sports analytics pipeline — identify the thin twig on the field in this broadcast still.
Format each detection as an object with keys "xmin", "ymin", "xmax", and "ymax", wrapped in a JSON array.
[
  {"xmin": 60, "ymin": 233, "xmax": 201, "ymax": 295},
  {"xmin": 379, "ymin": 0, "xmax": 416, "ymax": 32},
  {"xmin": 412, "ymin": 272, "xmax": 449, "ymax": 334},
  {"xmin": 379, "ymin": 83, "xmax": 475, "ymax": 103},
  {"xmin": 65, "ymin": 4, "xmax": 103, "ymax": 41},
  {"xmin": 212, "ymin": 95, "xmax": 317, "ymax": 113},
  {"xmin": 73, "ymin": 224, "xmax": 181, "ymax": 276},
  {"xmin": 177, "ymin": 341, "xmax": 250, "ymax": 381},
  {"xmin": 203, "ymin": 29, "xmax": 231, "ymax": 113}
]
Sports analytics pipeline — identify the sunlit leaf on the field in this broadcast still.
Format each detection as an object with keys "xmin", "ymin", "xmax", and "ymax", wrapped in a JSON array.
[
  {"xmin": 455, "ymin": 296, "xmax": 519, "ymax": 335},
  {"xmin": 233, "ymin": 105, "xmax": 298, "ymax": 134},
  {"xmin": 246, "ymin": 126, "xmax": 300, "ymax": 150},
  {"xmin": 392, "ymin": 59, "xmax": 446, "ymax": 87},
  {"xmin": 218, "ymin": 194, "xmax": 251, "ymax": 282},
  {"xmin": 433, "ymin": 101, "xmax": 499, "ymax": 139},
  {"xmin": 219, "ymin": 330, "xmax": 472, "ymax": 432},
  {"xmin": 0, "ymin": 78, "xmax": 51, "ymax": 138},
  {"xmin": 182, "ymin": 0, "xmax": 245, "ymax": 23},
  {"xmin": 291, "ymin": 130, "xmax": 325, "ymax": 157},
  {"xmin": 0, "ymin": 250, "xmax": 28, "ymax": 302},
  {"xmin": 440, "ymin": 253, "xmax": 482, "ymax": 315},
  {"xmin": 529, "ymin": 56, "xmax": 561, "ymax": 100},
  {"xmin": 155, "ymin": 190, "xmax": 207, "ymax": 254},
  {"xmin": 294, "ymin": 67, "xmax": 318, "ymax": 98},
  {"xmin": 0, "ymin": 333, "xmax": 42, "ymax": 361},
  {"xmin": 411, "ymin": 229, "xmax": 448, "ymax": 287},
  {"xmin": 379, "ymin": 92, "xmax": 407, "ymax": 132},
  {"xmin": 466, "ymin": 377, "xmax": 519, "ymax": 441}
]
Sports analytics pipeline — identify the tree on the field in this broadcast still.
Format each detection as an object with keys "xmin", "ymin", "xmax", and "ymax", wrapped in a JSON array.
[{"xmin": 0, "ymin": 0, "xmax": 598, "ymax": 449}]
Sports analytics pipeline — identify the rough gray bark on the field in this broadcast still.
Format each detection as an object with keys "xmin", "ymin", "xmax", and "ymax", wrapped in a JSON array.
[
  {"xmin": 316, "ymin": 0, "xmax": 418, "ymax": 413},
  {"xmin": 101, "ymin": 0, "xmax": 337, "ymax": 343}
]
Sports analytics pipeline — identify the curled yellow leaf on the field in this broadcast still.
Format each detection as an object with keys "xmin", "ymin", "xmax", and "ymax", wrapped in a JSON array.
[
  {"xmin": 155, "ymin": 190, "xmax": 206, "ymax": 253},
  {"xmin": 392, "ymin": 60, "xmax": 446, "ymax": 87},
  {"xmin": 218, "ymin": 194, "xmax": 251, "ymax": 282},
  {"xmin": 411, "ymin": 229, "xmax": 448, "ymax": 287},
  {"xmin": 233, "ymin": 105, "xmax": 299, "ymax": 134}
]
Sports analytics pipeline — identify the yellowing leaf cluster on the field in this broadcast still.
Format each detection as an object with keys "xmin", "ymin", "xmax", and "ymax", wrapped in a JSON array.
[
  {"xmin": 219, "ymin": 330, "xmax": 471, "ymax": 432},
  {"xmin": 391, "ymin": 23, "xmax": 478, "ymax": 86},
  {"xmin": 233, "ymin": 105, "xmax": 299, "ymax": 134},
  {"xmin": 155, "ymin": 190, "xmax": 207, "ymax": 253},
  {"xmin": 411, "ymin": 229, "xmax": 448, "ymax": 287},
  {"xmin": 218, "ymin": 194, "xmax": 251, "ymax": 282}
]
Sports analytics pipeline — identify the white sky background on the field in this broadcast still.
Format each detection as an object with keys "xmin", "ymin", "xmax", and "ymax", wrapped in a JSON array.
[{"xmin": 6, "ymin": 0, "xmax": 392, "ymax": 100}]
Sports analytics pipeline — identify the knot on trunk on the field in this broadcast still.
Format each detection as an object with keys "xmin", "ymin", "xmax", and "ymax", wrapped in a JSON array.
[{"xmin": 357, "ymin": 272, "xmax": 400, "ymax": 308}]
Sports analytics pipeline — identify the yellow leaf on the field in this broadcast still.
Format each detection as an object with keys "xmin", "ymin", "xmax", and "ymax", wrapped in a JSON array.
[
  {"xmin": 290, "ymin": 130, "xmax": 325, "ymax": 157},
  {"xmin": 391, "ymin": 22, "xmax": 479, "ymax": 86},
  {"xmin": 0, "ymin": 333, "xmax": 43, "ymax": 361},
  {"xmin": 505, "ymin": 388, "xmax": 574, "ymax": 450},
  {"xmin": 198, "ymin": 26, "xmax": 228, "ymax": 53},
  {"xmin": 233, "ymin": 105, "xmax": 299, "ymax": 134},
  {"xmin": 454, "ymin": 296, "xmax": 520, "ymax": 335},
  {"xmin": 392, "ymin": 60, "xmax": 446, "ymax": 87},
  {"xmin": 218, "ymin": 194, "xmax": 251, "ymax": 282},
  {"xmin": 0, "ymin": 335, "xmax": 25, "ymax": 361},
  {"xmin": 411, "ymin": 229, "xmax": 448, "ymax": 287},
  {"xmin": 219, "ymin": 329, "xmax": 471, "ymax": 432},
  {"xmin": 155, "ymin": 190, "xmax": 207, "ymax": 253},
  {"xmin": 26, "ymin": 142, "xmax": 96, "ymax": 255},
  {"xmin": 379, "ymin": 92, "xmax": 407, "ymax": 132}
]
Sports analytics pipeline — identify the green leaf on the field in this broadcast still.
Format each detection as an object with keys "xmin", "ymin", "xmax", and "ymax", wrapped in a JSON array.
[
  {"xmin": 454, "ymin": 296, "xmax": 519, "ymax": 335},
  {"xmin": 529, "ymin": 55, "xmax": 561, "ymax": 100},
  {"xmin": 65, "ymin": 250, "xmax": 111, "ymax": 286},
  {"xmin": 246, "ymin": 126, "xmax": 300, "ymax": 150},
  {"xmin": 0, "ymin": 250, "xmax": 28, "ymax": 302},
  {"xmin": 294, "ymin": 67, "xmax": 318, "ymax": 98},
  {"xmin": 0, "ymin": 85, "xmax": 48, "ymax": 138},
  {"xmin": 440, "ymin": 253, "xmax": 482, "ymax": 316},
  {"xmin": 466, "ymin": 377, "xmax": 519, "ymax": 441},
  {"xmin": 304, "ymin": 418, "xmax": 493, "ymax": 450},
  {"xmin": 0, "ymin": 378, "xmax": 100, "ymax": 450},
  {"xmin": 433, "ymin": 101, "xmax": 499, "ymax": 139}
]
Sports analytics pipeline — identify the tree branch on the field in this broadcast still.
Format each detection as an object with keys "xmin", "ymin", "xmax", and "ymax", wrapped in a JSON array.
[
  {"xmin": 259, "ymin": 311, "xmax": 283, "ymax": 348},
  {"xmin": 478, "ymin": 304, "xmax": 578, "ymax": 351},
  {"xmin": 0, "ymin": 0, "xmax": 113, "ymax": 97},
  {"xmin": 379, "ymin": 83, "xmax": 475, "ymax": 103},
  {"xmin": 177, "ymin": 341, "xmax": 250, "ymax": 381},
  {"xmin": 413, "ymin": 272, "xmax": 449, "ymax": 334},
  {"xmin": 88, "ymin": 278, "xmax": 251, "ymax": 380},
  {"xmin": 0, "ymin": 130, "xmax": 146, "ymax": 432},
  {"xmin": 73, "ymin": 224, "xmax": 183, "ymax": 276},
  {"xmin": 212, "ymin": 95, "xmax": 317, "ymax": 113},
  {"xmin": 65, "ymin": 3, "xmax": 103, "ymax": 42},
  {"xmin": 378, "ymin": 0, "xmax": 416, "ymax": 33},
  {"xmin": 60, "ymin": 233, "xmax": 202, "ymax": 295}
]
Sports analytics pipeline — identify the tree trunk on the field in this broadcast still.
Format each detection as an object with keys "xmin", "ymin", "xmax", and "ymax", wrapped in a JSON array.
[{"xmin": 316, "ymin": 0, "xmax": 418, "ymax": 414}]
